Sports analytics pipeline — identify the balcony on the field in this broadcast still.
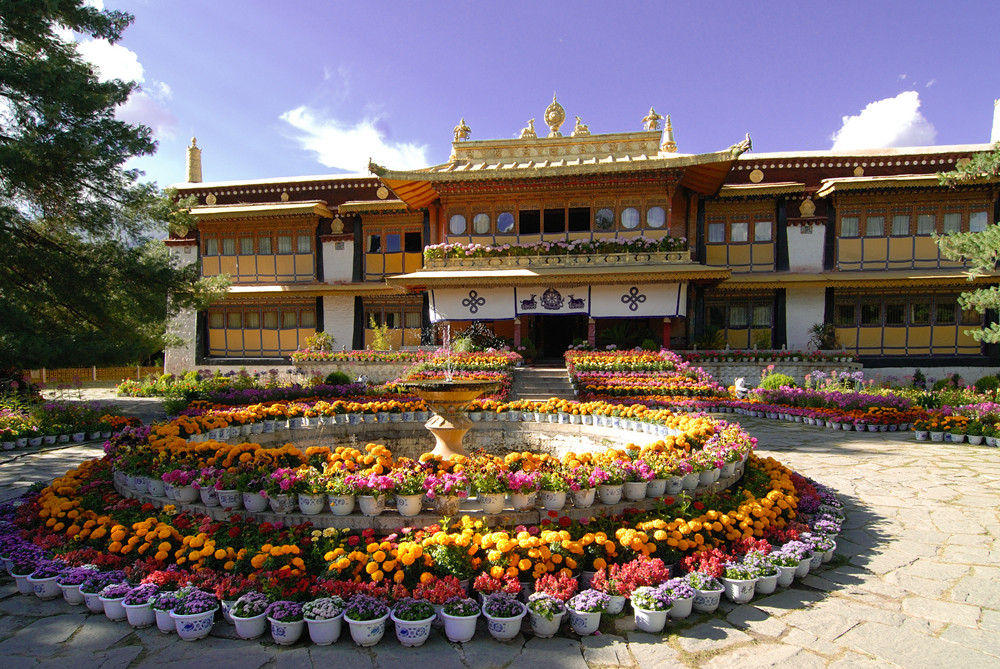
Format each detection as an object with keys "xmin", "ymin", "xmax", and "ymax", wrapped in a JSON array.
[{"xmin": 423, "ymin": 250, "xmax": 692, "ymax": 270}]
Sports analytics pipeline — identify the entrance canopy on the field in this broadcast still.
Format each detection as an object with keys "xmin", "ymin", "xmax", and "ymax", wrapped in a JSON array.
[{"xmin": 429, "ymin": 283, "xmax": 687, "ymax": 322}]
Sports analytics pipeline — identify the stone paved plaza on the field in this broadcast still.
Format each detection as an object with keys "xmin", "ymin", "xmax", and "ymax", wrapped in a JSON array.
[{"xmin": 1, "ymin": 410, "xmax": 998, "ymax": 668}]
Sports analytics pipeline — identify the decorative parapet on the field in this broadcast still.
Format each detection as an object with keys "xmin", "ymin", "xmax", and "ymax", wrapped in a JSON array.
[{"xmin": 424, "ymin": 250, "xmax": 692, "ymax": 270}]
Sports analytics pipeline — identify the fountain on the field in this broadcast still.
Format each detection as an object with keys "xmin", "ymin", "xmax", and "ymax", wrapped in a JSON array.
[{"xmin": 397, "ymin": 325, "xmax": 498, "ymax": 458}]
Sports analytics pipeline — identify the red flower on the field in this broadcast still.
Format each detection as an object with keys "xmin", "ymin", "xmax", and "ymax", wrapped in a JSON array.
[
  {"xmin": 663, "ymin": 497, "xmax": 675, "ymax": 506},
  {"xmin": 547, "ymin": 510, "xmax": 559, "ymax": 518},
  {"xmin": 347, "ymin": 535, "xmax": 360, "ymax": 547},
  {"xmin": 693, "ymin": 501, "xmax": 704, "ymax": 510},
  {"xmin": 558, "ymin": 516, "xmax": 572, "ymax": 528}
]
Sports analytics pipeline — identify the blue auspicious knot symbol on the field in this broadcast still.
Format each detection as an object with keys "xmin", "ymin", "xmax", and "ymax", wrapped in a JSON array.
[
  {"xmin": 621, "ymin": 286, "xmax": 647, "ymax": 312},
  {"xmin": 462, "ymin": 290, "xmax": 486, "ymax": 314}
]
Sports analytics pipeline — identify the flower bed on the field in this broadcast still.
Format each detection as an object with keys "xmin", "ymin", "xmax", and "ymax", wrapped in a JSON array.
[{"xmin": 566, "ymin": 350, "xmax": 727, "ymax": 401}]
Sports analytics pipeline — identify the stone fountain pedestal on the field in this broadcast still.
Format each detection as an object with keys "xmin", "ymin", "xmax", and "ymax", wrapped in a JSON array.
[{"xmin": 397, "ymin": 380, "xmax": 499, "ymax": 459}]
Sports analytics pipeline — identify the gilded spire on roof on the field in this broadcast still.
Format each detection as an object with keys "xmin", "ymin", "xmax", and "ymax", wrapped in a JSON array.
[
  {"xmin": 544, "ymin": 94, "xmax": 566, "ymax": 137},
  {"xmin": 642, "ymin": 107, "xmax": 663, "ymax": 131},
  {"xmin": 186, "ymin": 137, "xmax": 202, "ymax": 183},
  {"xmin": 453, "ymin": 118, "xmax": 471, "ymax": 142},
  {"xmin": 661, "ymin": 114, "xmax": 677, "ymax": 153}
]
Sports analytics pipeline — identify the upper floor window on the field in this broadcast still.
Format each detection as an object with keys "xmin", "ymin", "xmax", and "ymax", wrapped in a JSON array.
[
  {"xmin": 472, "ymin": 213, "xmax": 491, "ymax": 234},
  {"xmin": 621, "ymin": 207, "xmax": 640, "ymax": 230},
  {"xmin": 970, "ymin": 211, "xmax": 989, "ymax": 232},
  {"xmin": 449, "ymin": 214, "xmax": 467, "ymax": 234},
  {"xmin": 707, "ymin": 222, "xmax": 726, "ymax": 243},
  {"xmin": 841, "ymin": 216, "xmax": 860, "ymax": 238},
  {"xmin": 730, "ymin": 222, "xmax": 748, "ymax": 243},
  {"xmin": 891, "ymin": 214, "xmax": 910, "ymax": 236},
  {"xmin": 646, "ymin": 206, "xmax": 666, "ymax": 228},
  {"xmin": 754, "ymin": 221, "xmax": 772, "ymax": 242},
  {"xmin": 221, "ymin": 238, "xmax": 236, "ymax": 255},
  {"xmin": 866, "ymin": 216, "xmax": 884, "ymax": 237}
]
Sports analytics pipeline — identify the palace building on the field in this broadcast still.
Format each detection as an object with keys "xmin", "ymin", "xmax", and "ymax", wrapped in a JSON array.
[{"xmin": 165, "ymin": 97, "xmax": 1000, "ymax": 374}]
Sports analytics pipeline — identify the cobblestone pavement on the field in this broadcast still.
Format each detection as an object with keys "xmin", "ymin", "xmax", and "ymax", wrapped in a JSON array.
[{"xmin": 1, "ymin": 417, "xmax": 998, "ymax": 668}]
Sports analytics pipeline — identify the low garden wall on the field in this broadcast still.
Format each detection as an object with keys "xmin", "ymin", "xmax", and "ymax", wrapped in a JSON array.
[{"xmin": 692, "ymin": 360, "xmax": 862, "ymax": 388}]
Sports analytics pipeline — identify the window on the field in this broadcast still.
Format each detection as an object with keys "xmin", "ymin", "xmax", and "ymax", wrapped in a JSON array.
[
  {"xmin": 263, "ymin": 311, "xmax": 278, "ymax": 329},
  {"xmin": 222, "ymin": 238, "xmax": 236, "ymax": 255},
  {"xmin": 204, "ymin": 238, "xmax": 218, "ymax": 255},
  {"xmin": 544, "ymin": 208, "xmax": 565, "ymax": 233},
  {"xmin": 594, "ymin": 208, "xmax": 614, "ymax": 231},
  {"xmin": 404, "ymin": 311, "xmax": 422, "ymax": 328},
  {"xmin": 278, "ymin": 235, "xmax": 293, "ymax": 254},
  {"xmin": 885, "ymin": 302, "xmax": 906, "ymax": 326},
  {"xmin": 472, "ymin": 213, "xmax": 491, "ymax": 234},
  {"xmin": 935, "ymin": 302, "xmax": 956, "ymax": 324},
  {"xmin": 866, "ymin": 216, "xmax": 884, "ymax": 237},
  {"xmin": 227, "ymin": 312, "xmax": 242, "ymax": 329},
  {"xmin": 962, "ymin": 306, "xmax": 982, "ymax": 325},
  {"xmin": 367, "ymin": 235, "xmax": 381, "ymax": 253},
  {"xmin": 841, "ymin": 216, "xmax": 859, "ymax": 237},
  {"xmin": 943, "ymin": 212, "xmax": 961, "ymax": 234},
  {"xmin": 244, "ymin": 311, "xmax": 260, "ymax": 328},
  {"xmin": 240, "ymin": 237, "xmax": 254, "ymax": 255},
  {"xmin": 385, "ymin": 234, "xmax": 401, "ymax": 253},
  {"xmin": 300, "ymin": 309, "xmax": 316, "ymax": 328},
  {"xmin": 519, "ymin": 209, "xmax": 540, "ymax": 234},
  {"xmin": 707, "ymin": 305, "xmax": 726, "ymax": 329},
  {"xmin": 497, "ymin": 212, "xmax": 515, "ymax": 233},
  {"xmin": 449, "ymin": 214, "xmax": 467, "ymax": 235},
  {"xmin": 891, "ymin": 214, "xmax": 910, "ymax": 236},
  {"xmin": 730, "ymin": 222, "xmax": 748, "ymax": 243},
  {"xmin": 646, "ymin": 206, "xmax": 666, "ymax": 228},
  {"xmin": 910, "ymin": 302, "xmax": 930, "ymax": 325},
  {"xmin": 752, "ymin": 304, "xmax": 771, "ymax": 327},
  {"xmin": 297, "ymin": 234, "xmax": 312, "ymax": 253},
  {"xmin": 835, "ymin": 303, "xmax": 856, "ymax": 326},
  {"xmin": 209, "ymin": 312, "xmax": 224, "ymax": 328},
  {"xmin": 708, "ymin": 223, "xmax": 725, "ymax": 243},
  {"xmin": 383, "ymin": 310, "xmax": 400, "ymax": 328},
  {"xmin": 970, "ymin": 211, "xmax": 988, "ymax": 232},
  {"xmin": 860, "ymin": 300, "xmax": 881, "ymax": 326},
  {"xmin": 281, "ymin": 311, "xmax": 297, "ymax": 329},
  {"xmin": 404, "ymin": 232, "xmax": 422, "ymax": 253},
  {"xmin": 258, "ymin": 236, "xmax": 272, "ymax": 254},
  {"xmin": 754, "ymin": 221, "xmax": 772, "ymax": 242},
  {"xmin": 917, "ymin": 213, "xmax": 936, "ymax": 235},
  {"xmin": 568, "ymin": 207, "xmax": 590, "ymax": 232},
  {"xmin": 729, "ymin": 305, "xmax": 748, "ymax": 328},
  {"xmin": 621, "ymin": 207, "xmax": 640, "ymax": 230}
]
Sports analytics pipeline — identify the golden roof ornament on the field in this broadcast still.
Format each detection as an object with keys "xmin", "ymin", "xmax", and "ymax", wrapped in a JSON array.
[
  {"xmin": 642, "ymin": 107, "xmax": 663, "ymax": 131},
  {"xmin": 452, "ymin": 118, "xmax": 471, "ymax": 142},
  {"xmin": 544, "ymin": 94, "xmax": 566, "ymax": 137},
  {"xmin": 519, "ymin": 119, "xmax": 537, "ymax": 139},
  {"xmin": 572, "ymin": 116, "xmax": 590, "ymax": 137},
  {"xmin": 661, "ymin": 114, "xmax": 677, "ymax": 153}
]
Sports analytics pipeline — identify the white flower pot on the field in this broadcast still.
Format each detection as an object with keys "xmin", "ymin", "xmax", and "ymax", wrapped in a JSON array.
[
  {"xmin": 358, "ymin": 494, "xmax": 386, "ymax": 517},
  {"xmin": 242, "ymin": 491, "xmax": 269, "ymax": 513},
  {"xmin": 199, "ymin": 487, "xmax": 219, "ymax": 506},
  {"xmin": 605, "ymin": 595, "xmax": 626, "ymax": 615},
  {"xmin": 697, "ymin": 470, "xmax": 715, "ymax": 486},
  {"xmin": 692, "ymin": 587, "xmax": 723, "ymax": 613},
  {"xmin": 154, "ymin": 607, "xmax": 176, "ymax": 633},
  {"xmin": 623, "ymin": 482, "xmax": 648, "ymax": 501},
  {"xmin": 123, "ymin": 601, "xmax": 155, "ymax": 628},
  {"xmin": 538, "ymin": 489, "xmax": 566, "ymax": 511},
  {"xmin": 775, "ymin": 564, "xmax": 796, "ymax": 587},
  {"xmin": 216, "ymin": 489, "xmax": 241, "ymax": 509},
  {"xmin": 231, "ymin": 611, "xmax": 267, "ymax": 639},
  {"xmin": 441, "ymin": 611, "xmax": 479, "ymax": 643},
  {"xmin": 100, "ymin": 595, "xmax": 128, "ymax": 621},
  {"xmin": 567, "ymin": 607, "xmax": 601, "ymax": 635},
  {"xmin": 529, "ymin": 610, "xmax": 563, "ymax": 638},
  {"xmin": 269, "ymin": 493, "xmax": 297, "ymax": 514},
  {"xmin": 646, "ymin": 479, "xmax": 667, "ymax": 497},
  {"xmin": 571, "ymin": 488, "xmax": 595, "ymax": 508},
  {"xmin": 28, "ymin": 575, "xmax": 60, "ymax": 600},
  {"xmin": 484, "ymin": 602, "xmax": 526, "ymax": 641},
  {"xmin": 914, "ymin": 430, "xmax": 929, "ymax": 441},
  {"xmin": 720, "ymin": 577, "xmax": 757, "ymax": 604},
  {"xmin": 755, "ymin": 572, "xmax": 779, "ymax": 595},
  {"xmin": 328, "ymin": 494, "xmax": 355, "ymax": 515},
  {"xmin": 147, "ymin": 478, "xmax": 166, "ymax": 497},
  {"xmin": 478, "ymin": 492, "xmax": 506, "ymax": 514},
  {"xmin": 794, "ymin": 557, "xmax": 812, "ymax": 578},
  {"xmin": 721, "ymin": 462, "xmax": 736, "ymax": 478},
  {"xmin": 633, "ymin": 606, "xmax": 668, "ymax": 633},
  {"xmin": 510, "ymin": 492, "xmax": 535, "ymax": 511},
  {"xmin": 598, "ymin": 484, "xmax": 623, "ymax": 505},
  {"xmin": 172, "ymin": 608, "xmax": 218, "ymax": 641},
  {"xmin": 667, "ymin": 595, "xmax": 693, "ymax": 619},
  {"xmin": 83, "ymin": 591, "xmax": 105, "ymax": 613},
  {"xmin": 434, "ymin": 495, "xmax": 461, "ymax": 516},
  {"xmin": 269, "ymin": 617, "xmax": 305, "ymax": 645},
  {"xmin": 664, "ymin": 477, "xmax": 684, "ymax": 495},
  {"xmin": 681, "ymin": 472, "xmax": 699, "ymax": 490},
  {"xmin": 305, "ymin": 612, "xmax": 344, "ymax": 646},
  {"xmin": 345, "ymin": 613, "xmax": 389, "ymax": 647},
  {"xmin": 395, "ymin": 494, "xmax": 424, "ymax": 517},
  {"xmin": 823, "ymin": 542, "xmax": 837, "ymax": 563},
  {"xmin": 172, "ymin": 486, "xmax": 197, "ymax": 503},
  {"xmin": 390, "ymin": 612, "xmax": 434, "ymax": 647},
  {"xmin": 59, "ymin": 582, "xmax": 85, "ymax": 605}
]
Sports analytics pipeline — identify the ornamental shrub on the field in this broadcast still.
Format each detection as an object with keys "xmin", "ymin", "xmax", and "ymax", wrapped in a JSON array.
[
  {"xmin": 324, "ymin": 371, "xmax": 352, "ymax": 386},
  {"xmin": 974, "ymin": 375, "xmax": 1000, "ymax": 394},
  {"xmin": 758, "ymin": 373, "xmax": 795, "ymax": 390}
]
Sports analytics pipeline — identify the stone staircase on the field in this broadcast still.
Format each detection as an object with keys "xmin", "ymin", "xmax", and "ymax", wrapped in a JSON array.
[{"xmin": 510, "ymin": 366, "xmax": 576, "ymax": 401}]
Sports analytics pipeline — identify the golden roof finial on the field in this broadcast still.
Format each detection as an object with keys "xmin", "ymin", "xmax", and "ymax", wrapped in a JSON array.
[
  {"xmin": 642, "ymin": 107, "xmax": 663, "ymax": 131},
  {"xmin": 453, "ymin": 118, "xmax": 471, "ymax": 142},
  {"xmin": 544, "ymin": 93, "xmax": 566, "ymax": 137},
  {"xmin": 186, "ymin": 137, "xmax": 202, "ymax": 183},
  {"xmin": 661, "ymin": 114, "xmax": 677, "ymax": 153}
]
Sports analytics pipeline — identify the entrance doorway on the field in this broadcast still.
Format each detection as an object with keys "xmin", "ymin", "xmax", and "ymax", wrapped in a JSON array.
[{"xmin": 534, "ymin": 315, "xmax": 588, "ymax": 360}]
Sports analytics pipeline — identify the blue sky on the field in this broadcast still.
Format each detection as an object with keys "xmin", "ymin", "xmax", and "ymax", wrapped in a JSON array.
[{"xmin": 75, "ymin": 0, "xmax": 1000, "ymax": 189}]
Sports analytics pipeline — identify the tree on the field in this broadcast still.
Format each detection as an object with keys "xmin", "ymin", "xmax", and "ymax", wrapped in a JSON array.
[
  {"xmin": 0, "ymin": 1, "xmax": 224, "ymax": 368},
  {"xmin": 936, "ymin": 142, "xmax": 1000, "ymax": 343}
]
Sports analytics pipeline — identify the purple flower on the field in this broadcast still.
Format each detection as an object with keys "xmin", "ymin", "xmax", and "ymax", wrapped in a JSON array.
[
  {"xmin": 266, "ymin": 599, "xmax": 304, "ymax": 622},
  {"xmin": 568, "ymin": 588, "xmax": 610, "ymax": 613}
]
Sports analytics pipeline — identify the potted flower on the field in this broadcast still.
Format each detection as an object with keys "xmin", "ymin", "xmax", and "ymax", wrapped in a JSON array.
[
  {"xmin": 533, "ymin": 571, "xmax": 579, "ymax": 605},
  {"xmin": 526, "ymin": 592, "xmax": 566, "ymax": 638},
  {"xmin": 213, "ymin": 468, "xmax": 242, "ymax": 509},
  {"xmin": 171, "ymin": 588, "xmax": 219, "ymax": 641},
  {"xmin": 99, "ymin": 581, "xmax": 133, "ymax": 621},
  {"xmin": 80, "ymin": 570, "xmax": 127, "ymax": 615},
  {"xmin": 345, "ymin": 472, "xmax": 395, "ymax": 516},
  {"xmin": 161, "ymin": 467, "xmax": 200, "ymax": 503},
  {"xmin": 235, "ymin": 467, "xmax": 269, "ymax": 513},
  {"xmin": 966, "ymin": 420, "xmax": 985, "ymax": 445},
  {"xmin": 482, "ymin": 591, "xmax": 527, "ymax": 641},
  {"xmin": 390, "ymin": 465, "xmax": 428, "ymax": 517},
  {"xmin": 266, "ymin": 600, "xmax": 305, "ymax": 646},
  {"xmin": 57, "ymin": 564, "xmax": 100, "ymax": 605},
  {"xmin": 591, "ymin": 462, "xmax": 627, "ymax": 504},
  {"xmin": 505, "ymin": 470, "xmax": 540, "ymax": 511},
  {"xmin": 27, "ymin": 560, "xmax": 63, "ymax": 600},
  {"xmin": 661, "ymin": 577, "xmax": 696, "ymax": 619},
  {"xmin": 567, "ymin": 465, "xmax": 597, "ymax": 508},
  {"xmin": 473, "ymin": 572, "xmax": 520, "ymax": 605},
  {"xmin": 630, "ymin": 584, "xmax": 674, "ymax": 633},
  {"xmin": 264, "ymin": 468, "xmax": 303, "ymax": 514},
  {"xmin": 344, "ymin": 593, "xmax": 390, "ymax": 647},
  {"xmin": 390, "ymin": 597, "xmax": 436, "ymax": 647},
  {"xmin": 622, "ymin": 460, "xmax": 654, "ymax": 501},
  {"xmin": 122, "ymin": 583, "xmax": 159, "ymax": 629},
  {"xmin": 325, "ymin": 472, "xmax": 356, "ymax": 515},
  {"xmin": 151, "ymin": 588, "xmax": 187, "ymax": 633},
  {"xmin": 439, "ymin": 596, "xmax": 479, "ymax": 643},
  {"xmin": 293, "ymin": 466, "xmax": 327, "ymax": 514},
  {"xmin": 742, "ymin": 550, "xmax": 779, "ymax": 595},
  {"xmin": 230, "ymin": 591, "xmax": 270, "ymax": 639},
  {"xmin": 779, "ymin": 539, "xmax": 814, "ymax": 577},
  {"xmin": 303, "ymin": 596, "xmax": 346, "ymax": 646},
  {"xmin": 765, "ymin": 549, "xmax": 800, "ymax": 587},
  {"xmin": 566, "ymin": 589, "xmax": 610, "ymax": 635},
  {"xmin": 193, "ymin": 466, "xmax": 222, "ymax": 506},
  {"xmin": 686, "ymin": 571, "xmax": 724, "ymax": 613},
  {"xmin": 468, "ymin": 458, "xmax": 509, "ymax": 513},
  {"xmin": 589, "ymin": 566, "xmax": 628, "ymax": 615},
  {"xmin": 423, "ymin": 471, "xmax": 469, "ymax": 516},
  {"xmin": 537, "ymin": 470, "xmax": 570, "ymax": 511},
  {"xmin": 720, "ymin": 562, "xmax": 758, "ymax": 604}
]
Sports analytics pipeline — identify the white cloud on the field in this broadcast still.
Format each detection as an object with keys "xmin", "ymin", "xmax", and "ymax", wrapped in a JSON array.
[
  {"xmin": 831, "ymin": 91, "xmax": 937, "ymax": 150},
  {"xmin": 76, "ymin": 38, "xmax": 144, "ymax": 83},
  {"xmin": 280, "ymin": 106, "xmax": 429, "ymax": 172}
]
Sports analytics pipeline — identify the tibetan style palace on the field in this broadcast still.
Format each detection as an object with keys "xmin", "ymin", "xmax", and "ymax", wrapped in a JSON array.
[{"xmin": 165, "ymin": 97, "xmax": 1000, "ymax": 373}]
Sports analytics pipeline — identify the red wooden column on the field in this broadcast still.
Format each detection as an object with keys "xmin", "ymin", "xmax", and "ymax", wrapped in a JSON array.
[
  {"xmin": 588, "ymin": 318, "xmax": 596, "ymax": 347},
  {"xmin": 662, "ymin": 318, "xmax": 672, "ymax": 348},
  {"xmin": 513, "ymin": 318, "xmax": 521, "ymax": 348}
]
